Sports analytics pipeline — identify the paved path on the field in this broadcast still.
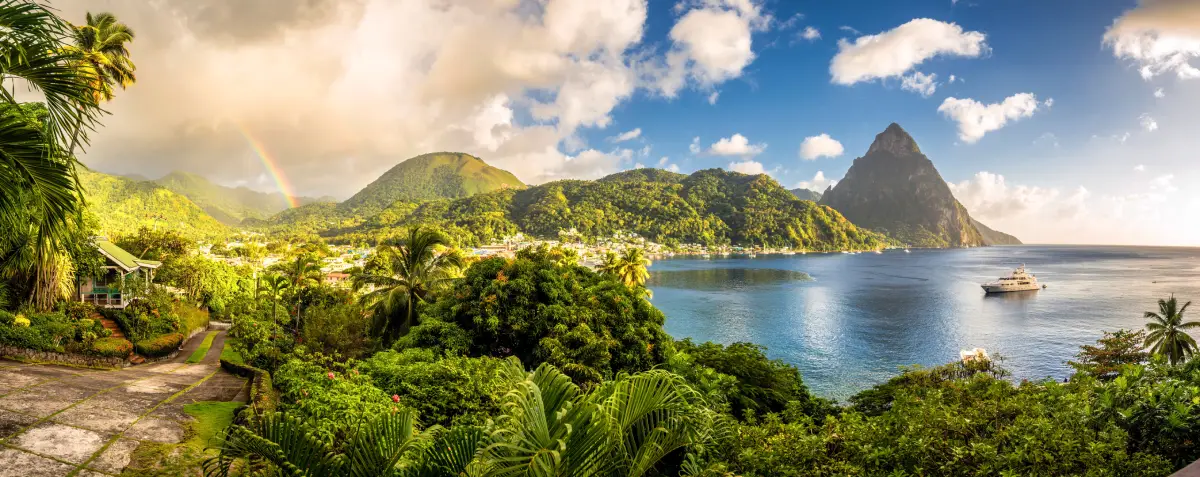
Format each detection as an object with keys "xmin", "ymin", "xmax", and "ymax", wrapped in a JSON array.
[{"xmin": 0, "ymin": 330, "xmax": 247, "ymax": 476}]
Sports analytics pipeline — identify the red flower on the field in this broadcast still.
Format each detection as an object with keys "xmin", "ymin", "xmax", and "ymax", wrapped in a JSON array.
[
  {"xmin": 392, "ymin": 394, "xmax": 400, "ymax": 403},
  {"xmin": 327, "ymin": 372, "xmax": 335, "ymax": 379}
]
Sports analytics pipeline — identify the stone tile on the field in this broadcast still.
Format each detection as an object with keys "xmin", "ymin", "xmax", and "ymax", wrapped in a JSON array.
[
  {"xmin": 125, "ymin": 416, "xmax": 186, "ymax": 443},
  {"xmin": 145, "ymin": 403, "xmax": 193, "ymax": 424},
  {"xmin": 86, "ymin": 392, "xmax": 160, "ymax": 414},
  {"xmin": 122, "ymin": 378, "xmax": 186, "ymax": 395},
  {"xmin": 0, "ymin": 371, "xmax": 43, "ymax": 395},
  {"xmin": 0, "ymin": 389, "xmax": 79, "ymax": 418},
  {"xmin": 0, "ymin": 408, "xmax": 38, "ymax": 439},
  {"xmin": 52, "ymin": 405, "xmax": 141, "ymax": 434},
  {"xmin": 139, "ymin": 363, "xmax": 183, "ymax": 374},
  {"xmin": 9, "ymin": 421, "xmax": 110, "ymax": 464},
  {"xmin": 74, "ymin": 471, "xmax": 112, "ymax": 477},
  {"xmin": 8, "ymin": 365, "xmax": 82, "ymax": 380},
  {"xmin": 0, "ymin": 447, "xmax": 75, "ymax": 477},
  {"xmin": 172, "ymin": 364, "xmax": 216, "ymax": 377},
  {"xmin": 86, "ymin": 437, "xmax": 141, "ymax": 474}
]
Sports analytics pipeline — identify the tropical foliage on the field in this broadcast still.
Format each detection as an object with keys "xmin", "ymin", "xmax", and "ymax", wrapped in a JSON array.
[
  {"xmin": 1144, "ymin": 295, "xmax": 1198, "ymax": 365},
  {"xmin": 352, "ymin": 226, "xmax": 463, "ymax": 344}
]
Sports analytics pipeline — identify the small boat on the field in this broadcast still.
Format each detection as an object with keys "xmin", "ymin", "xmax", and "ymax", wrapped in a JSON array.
[
  {"xmin": 873, "ymin": 250, "xmax": 883, "ymax": 254},
  {"xmin": 904, "ymin": 248, "xmax": 911, "ymax": 253},
  {"xmin": 981, "ymin": 264, "xmax": 1041, "ymax": 293}
]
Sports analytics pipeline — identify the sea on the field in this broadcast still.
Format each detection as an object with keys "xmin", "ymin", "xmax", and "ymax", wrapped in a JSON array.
[{"xmin": 647, "ymin": 245, "xmax": 1200, "ymax": 401}]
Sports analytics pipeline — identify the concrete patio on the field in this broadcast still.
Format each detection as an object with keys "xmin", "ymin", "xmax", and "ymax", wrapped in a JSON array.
[{"xmin": 0, "ymin": 330, "xmax": 247, "ymax": 476}]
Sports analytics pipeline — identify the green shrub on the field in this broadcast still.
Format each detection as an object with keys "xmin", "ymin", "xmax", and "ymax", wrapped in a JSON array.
[
  {"xmin": 135, "ymin": 333, "xmax": 184, "ymax": 357},
  {"xmin": 91, "ymin": 337, "xmax": 133, "ymax": 357},
  {"xmin": 272, "ymin": 357, "xmax": 392, "ymax": 443},
  {"xmin": 0, "ymin": 323, "xmax": 54, "ymax": 350},
  {"xmin": 175, "ymin": 303, "xmax": 210, "ymax": 333},
  {"xmin": 360, "ymin": 348, "xmax": 513, "ymax": 427},
  {"xmin": 0, "ymin": 310, "xmax": 15, "ymax": 325},
  {"xmin": 300, "ymin": 303, "xmax": 373, "ymax": 360},
  {"xmin": 59, "ymin": 301, "xmax": 95, "ymax": 322}
]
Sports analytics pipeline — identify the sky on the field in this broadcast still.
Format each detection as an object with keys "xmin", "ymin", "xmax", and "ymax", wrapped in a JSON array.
[{"xmin": 51, "ymin": 0, "xmax": 1200, "ymax": 246}]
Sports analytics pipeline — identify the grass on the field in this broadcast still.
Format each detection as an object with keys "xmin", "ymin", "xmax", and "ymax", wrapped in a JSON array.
[
  {"xmin": 220, "ymin": 338, "xmax": 244, "ymax": 366},
  {"xmin": 182, "ymin": 401, "xmax": 242, "ymax": 450},
  {"xmin": 185, "ymin": 331, "xmax": 218, "ymax": 364}
]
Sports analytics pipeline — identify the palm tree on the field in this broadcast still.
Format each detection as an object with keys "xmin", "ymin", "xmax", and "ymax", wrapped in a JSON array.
[
  {"xmin": 0, "ymin": 2, "xmax": 105, "ymax": 310},
  {"xmin": 613, "ymin": 247, "xmax": 651, "ymax": 288},
  {"xmin": 61, "ymin": 11, "xmax": 134, "ymax": 156},
  {"xmin": 597, "ymin": 251, "xmax": 619, "ymax": 276},
  {"xmin": 257, "ymin": 273, "xmax": 290, "ymax": 330},
  {"xmin": 276, "ymin": 254, "xmax": 322, "ymax": 332},
  {"xmin": 352, "ymin": 226, "xmax": 463, "ymax": 344},
  {"xmin": 204, "ymin": 360, "xmax": 717, "ymax": 477},
  {"xmin": 1144, "ymin": 295, "xmax": 1199, "ymax": 365}
]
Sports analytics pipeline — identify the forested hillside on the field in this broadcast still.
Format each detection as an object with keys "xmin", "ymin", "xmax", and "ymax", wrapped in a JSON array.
[
  {"xmin": 338, "ymin": 152, "xmax": 525, "ymax": 216},
  {"xmin": 155, "ymin": 171, "xmax": 332, "ymax": 224},
  {"xmin": 78, "ymin": 170, "xmax": 228, "ymax": 241},
  {"xmin": 329, "ymin": 168, "xmax": 887, "ymax": 250}
]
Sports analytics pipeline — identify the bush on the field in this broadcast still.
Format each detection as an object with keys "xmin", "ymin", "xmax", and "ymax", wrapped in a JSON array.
[
  {"xmin": 13, "ymin": 315, "xmax": 29, "ymax": 327},
  {"xmin": 59, "ymin": 301, "xmax": 95, "ymax": 322},
  {"xmin": 301, "ymin": 303, "xmax": 374, "ymax": 359},
  {"xmin": 91, "ymin": 337, "xmax": 133, "ymax": 358},
  {"xmin": 272, "ymin": 357, "xmax": 393, "ymax": 443},
  {"xmin": 135, "ymin": 333, "xmax": 184, "ymax": 357},
  {"xmin": 174, "ymin": 303, "xmax": 210, "ymax": 333},
  {"xmin": 0, "ymin": 310, "xmax": 13, "ymax": 325},
  {"xmin": 0, "ymin": 323, "xmax": 55, "ymax": 351},
  {"xmin": 360, "ymin": 349, "xmax": 514, "ymax": 427}
]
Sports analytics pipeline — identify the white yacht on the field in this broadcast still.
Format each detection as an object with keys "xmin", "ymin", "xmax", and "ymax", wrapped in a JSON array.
[{"xmin": 981, "ymin": 265, "xmax": 1042, "ymax": 293}]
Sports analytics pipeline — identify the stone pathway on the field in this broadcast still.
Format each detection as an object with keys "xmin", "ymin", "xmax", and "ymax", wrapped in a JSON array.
[{"xmin": 0, "ymin": 330, "xmax": 247, "ymax": 476}]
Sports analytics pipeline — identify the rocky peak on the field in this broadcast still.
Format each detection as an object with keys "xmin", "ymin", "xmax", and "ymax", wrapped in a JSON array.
[{"xmin": 867, "ymin": 123, "xmax": 922, "ymax": 157}]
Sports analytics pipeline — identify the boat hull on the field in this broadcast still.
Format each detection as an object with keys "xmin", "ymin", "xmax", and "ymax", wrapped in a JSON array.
[{"xmin": 981, "ymin": 284, "xmax": 1040, "ymax": 293}]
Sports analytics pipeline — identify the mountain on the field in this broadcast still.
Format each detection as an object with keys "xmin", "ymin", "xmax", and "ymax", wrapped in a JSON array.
[
  {"xmin": 78, "ymin": 170, "xmax": 228, "ymax": 240},
  {"xmin": 972, "ymin": 218, "xmax": 1022, "ymax": 246},
  {"xmin": 339, "ymin": 152, "xmax": 526, "ymax": 215},
  {"xmin": 335, "ymin": 168, "xmax": 888, "ymax": 251},
  {"xmin": 154, "ymin": 171, "xmax": 333, "ymax": 225},
  {"xmin": 790, "ymin": 188, "xmax": 822, "ymax": 202},
  {"xmin": 819, "ymin": 123, "xmax": 991, "ymax": 248}
]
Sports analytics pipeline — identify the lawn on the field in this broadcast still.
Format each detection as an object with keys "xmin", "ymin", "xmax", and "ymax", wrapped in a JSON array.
[
  {"xmin": 185, "ymin": 331, "xmax": 217, "ymax": 364},
  {"xmin": 220, "ymin": 338, "xmax": 244, "ymax": 365}
]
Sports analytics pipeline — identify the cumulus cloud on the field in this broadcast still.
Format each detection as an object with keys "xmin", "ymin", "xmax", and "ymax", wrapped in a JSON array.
[
  {"xmin": 728, "ymin": 160, "xmax": 766, "ymax": 175},
  {"xmin": 689, "ymin": 136, "xmax": 702, "ymax": 154},
  {"xmin": 839, "ymin": 26, "xmax": 862, "ymax": 35},
  {"xmin": 1134, "ymin": 164, "xmax": 1147, "ymax": 172},
  {"xmin": 800, "ymin": 27, "xmax": 821, "ymax": 41},
  {"xmin": 901, "ymin": 72, "xmax": 938, "ymax": 97},
  {"xmin": 948, "ymin": 74, "xmax": 958, "ymax": 83},
  {"xmin": 949, "ymin": 172, "xmax": 1075, "ymax": 221},
  {"xmin": 1155, "ymin": 87, "xmax": 1166, "ymax": 98},
  {"xmin": 50, "ymin": 0, "xmax": 759, "ymax": 197},
  {"xmin": 1151, "ymin": 173, "xmax": 1177, "ymax": 191},
  {"xmin": 708, "ymin": 91, "xmax": 720, "ymax": 104},
  {"xmin": 794, "ymin": 171, "xmax": 837, "ymax": 192},
  {"xmin": 655, "ymin": 0, "xmax": 769, "ymax": 97},
  {"xmin": 610, "ymin": 128, "xmax": 642, "ymax": 142},
  {"xmin": 830, "ymin": 19, "xmax": 987, "ymax": 86},
  {"xmin": 1104, "ymin": 0, "xmax": 1200, "ymax": 80},
  {"xmin": 709, "ymin": 133, "xmax": 767, "ymax": 157},
  {"xmin": 798, "ymin": 134, "xmax": 845, "ymax": 160},
  {"xmin": 937, "ymin": 93, "xmax": 1041, "ymax": 143},
  {"xmin": 1140, "ymin": 113, "xmax": 1159, "ymax": 131}
]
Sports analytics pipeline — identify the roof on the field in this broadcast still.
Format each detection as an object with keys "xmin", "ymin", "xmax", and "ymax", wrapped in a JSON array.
[{"xmin": 95, "ymin": 239, "xmax": 159, "ymax": 272}]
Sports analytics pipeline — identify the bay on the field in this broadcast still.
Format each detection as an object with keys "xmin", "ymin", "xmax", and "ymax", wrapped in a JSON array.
[{"xmin": 648, "ymin": 245, "xmax": 1200, "ymax": 401}]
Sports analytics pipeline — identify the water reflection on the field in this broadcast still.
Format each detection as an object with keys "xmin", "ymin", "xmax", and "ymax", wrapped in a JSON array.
[{"xmin": 647, "ymin": 268, "xmax": 812, "ymax": 291}]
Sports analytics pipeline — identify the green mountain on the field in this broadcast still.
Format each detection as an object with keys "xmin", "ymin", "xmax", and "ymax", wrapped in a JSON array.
[
  {"xmin": 972, "ymin": 218, "xmax": 1023, "ymax": 246},
  {"xmin": 339, "ymin": 152, "xmax": 526, "ymax": 216},
  {"xmin": 78, "ymin": 170, "xmax": 228, "ymax": 241},
  {"xmin": 338, "ymin": 168, "xmax": 887, "ymax": 251},
  {"xmin": 154, "ymin": 171, "xmax": 333, "ymax": 225},
  {"xmin": 820, "ymin": 123, "xmax": 996, "ymax": 248},
  {"xmin": 789, "ymin": 188, "xmax": 822, "ymax": 202}
]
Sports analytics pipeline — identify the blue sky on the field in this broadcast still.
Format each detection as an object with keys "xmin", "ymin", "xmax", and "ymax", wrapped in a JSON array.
[{"xmin": 67, "ymin": 0, "xmax": 1200, "ymax": 244}]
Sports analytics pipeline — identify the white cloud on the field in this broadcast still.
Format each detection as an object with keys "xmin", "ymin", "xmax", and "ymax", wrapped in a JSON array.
[
  {"xmin": 948, "ymin": 74, "xmax": 958, "ymax": 83},
  {"xmin": 1140, "ymin": 113, "xmax": 1159, "ymax": 131},
  {"xmin": 47, "ymin": 0, "xmax": 775, "ymax": 196},
  {"xmin": 798, "ymin": 134, "xmax": 845, "ymax": 160},
  {"xmin": 655, "ymin": 0, "xmax": 768, "ymax": 96},
  {"xmin": 830, "ymin": 19, "xmax": 988, "ymax": 86},
  {"xmin": 610, "ymin": 128, "xmax": 642, "ymax": 142},
  {"xmin": 1154, "ymin": 87, "xmax": 1166, "ymax": 98},
  {"xmin": 639, "ymin": 145, "xmax": 652, "ymax": 157},
  {"xmin": 800, "ymin": 26, "xmax": 821, "ymax": 41},
  {"xmin": 794, "ymin": 170, "xmax": 837, "ymax": 192},
  {"xmin": 1134, "ymin": 164, "xmax": 1146, "ymax": 172},
  {"xmin": 1151, "ymin": 173, "xmax": 1177, "ymax": 192},
  {"xmin": 1104, "ymin": 0, "xmax": 1200, "ymax": 81},
  {"xmin": 949, "ymin": 172, "xmax": 1072, "ymax": 221},
  {"xmin": 689, "ymin": 136, "xmax": 701, "ymax": 154},
  {"xmin": 777, "ymin": 13, "xmax": 804, "ymax": 30},
  {"xmin": 708, "ymin": 91, "xmax": 720, "ymax": 104},
  {"xmin": 1043, "ymin": 98, "xmax": 1055, "ymax": 108},
  {"xmin": 937, "ymin": 93, "xmax": 1041, "ymax": 143},
  {"xmin": 900, "ymin": 72, "xmax": 938, "ymax": 97},
  {"xmin": 667, "ymin": 164, "xmax": 681, "ymax": 172},
  {"xmin": 839, "ymin": 26, "xmax": 862, "ymax": 35},
  {"xmin": 728, "ymin": 160, "xmax": 766, "ymax": 174},
  {"xmin": 709, "ymin": 133, "xmax": 766, "ymax": 156}
]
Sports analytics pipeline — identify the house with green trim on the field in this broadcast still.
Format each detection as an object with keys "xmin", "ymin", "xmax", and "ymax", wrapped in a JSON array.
[{"xmin": 78, "ymin": 237, "xmax": 161, "ymax": 309}]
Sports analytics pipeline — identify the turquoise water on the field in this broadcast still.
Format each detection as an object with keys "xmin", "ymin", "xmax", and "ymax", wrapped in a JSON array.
[{"xmin": 648, "ymin": 246, "xmax": 1200, "ymax": 400}]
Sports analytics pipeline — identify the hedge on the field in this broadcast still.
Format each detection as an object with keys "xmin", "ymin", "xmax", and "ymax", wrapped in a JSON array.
[
  {"xmin": 135, "ymin": 333, "xmax": 184, "ymax": 357},
  {"xmin": 91, "ymin": 337, "xmax": 133, "ymax": 358},
  {"xmin": 220, "ymin": 359, "xmax": 276, "ymax": 417}
]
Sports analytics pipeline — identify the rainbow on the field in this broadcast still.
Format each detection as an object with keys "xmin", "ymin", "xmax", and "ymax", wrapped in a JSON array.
[{"xmin": 236, "ymin": 125, "xmax": 299, "ymax": 208}]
